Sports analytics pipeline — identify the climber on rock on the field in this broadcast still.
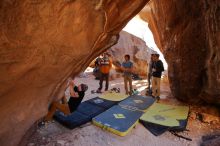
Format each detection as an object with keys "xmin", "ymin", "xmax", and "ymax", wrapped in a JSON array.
[
  {"xmin": 43, "ymin": 79, "xmax": 88, "ymax": 123},
  {"xmin": 151, "ymin": 53, "xmax": 164, "ymax": 100}
]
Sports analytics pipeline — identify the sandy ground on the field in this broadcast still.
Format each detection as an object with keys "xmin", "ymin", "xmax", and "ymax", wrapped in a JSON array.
[{"xmin": 27, "ymin": 70, "xmax": 220, "ymax": 146}]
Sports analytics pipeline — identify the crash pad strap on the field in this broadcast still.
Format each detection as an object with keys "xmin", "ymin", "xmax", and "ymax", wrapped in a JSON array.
[{"xmin": 170, "ymin": 131, "xmax": 192, "ymax": 141}]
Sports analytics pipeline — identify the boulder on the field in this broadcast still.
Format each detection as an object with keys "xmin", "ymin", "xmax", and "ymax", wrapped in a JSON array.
[
  {"xmin": 108, "ymin": 31, "xmax": 154, "ymax": 76},
  {"xmin": 140, "ymin": 0, "xmax": 220, "ymax": 104},
  {"xmin": 0, "ymin": 0, "xmax": 149, "ymax": 145},
  {"xmin": 200, "ymin": 113, "xmax": 220, "ymax": 124}
]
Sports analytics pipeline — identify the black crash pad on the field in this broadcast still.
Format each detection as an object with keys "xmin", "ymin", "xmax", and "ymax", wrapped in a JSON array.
[
  {"xmin": 54, "ymin": 97, "xmax": 117, "ymax": 129},
  {"xmin": 140, "ymin": 119, "xmax": 188, "ymax": 136}
]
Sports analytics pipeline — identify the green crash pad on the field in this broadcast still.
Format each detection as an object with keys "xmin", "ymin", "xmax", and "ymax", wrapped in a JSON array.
[
  {"xmin": 93, "ymin": 105, "xmax": 143, "ymax": 136},
  {"xmin": 119, "ymin": 95, "xmax": 155, "ymax": 111},
  {"xmin": 100, "ymin": 92, "xmax": 128, "ymax": 101},
  {"xmin": 140, "ymin": 103, "xmax": 189, "ymax": 127}
]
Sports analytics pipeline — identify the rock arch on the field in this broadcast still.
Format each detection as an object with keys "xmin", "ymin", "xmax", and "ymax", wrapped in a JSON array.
[{"xmin": 0, "ymin": 0, "xmax": 219, "ymax": 146}]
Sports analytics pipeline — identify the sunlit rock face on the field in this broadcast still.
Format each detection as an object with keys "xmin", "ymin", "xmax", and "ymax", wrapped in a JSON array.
[
  {"xmin": 108, "ymin": 31, "xmax": 153, "ymax": 76},
  {"xmin": 140, "ymin": 0, "xmax": 220, "ymax": 104},
  {"xmin": 0, "ymin": 0, "xmax": 149, "ymax": 145}
]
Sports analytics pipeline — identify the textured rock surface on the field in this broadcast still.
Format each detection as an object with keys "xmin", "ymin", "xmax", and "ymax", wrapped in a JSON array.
[
  {"xmin": 108, "ymin": 31, "xmax": 154, "ymax": 76},
  {"xmin": 0, "ymin": 0, "xmax": 149, "ymax": 146},
  {"xmin": 1, "ymin": 0, "xmax": 220, "ymax": 145},
  {"xmin": 140, "ymin": 0, "xmax": 220, "ymax": 104},
  {"xmin": 201, "ymin": 133, "xmax": 220, "ymax": 146}
]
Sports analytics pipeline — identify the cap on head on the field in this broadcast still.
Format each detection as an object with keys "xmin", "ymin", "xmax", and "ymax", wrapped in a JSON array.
[{"xmin": 80, "ymin": 84, "xmax": 88, "ymax": 92}]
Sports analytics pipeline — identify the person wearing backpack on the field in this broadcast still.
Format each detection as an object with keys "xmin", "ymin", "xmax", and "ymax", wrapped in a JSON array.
[
  {"xmin": 146, "ymin": 54, "xmax": 155, "ymax": 96},
  {"xmin": 93, "ymin": 55, "xmax": 102, "ymax": 80},
  {"xmin": 152, "ymin": 54, "xmax": 164, "ymax": 100},
  {"xmin": 97, "ymin": 53, "xmax": 112, "ymax": 93}
]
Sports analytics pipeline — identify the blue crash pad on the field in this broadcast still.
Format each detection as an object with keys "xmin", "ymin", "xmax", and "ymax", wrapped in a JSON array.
[
  {"xmin": 76, "ymin": 102, "xmax": 106, "ymax": 118},
  {"xmin": 119, "ymin": 95, "xmax": 155, "ymax": 111},
  {"xmin": 87, "ymin": 97, "xmax": 117, "ymax": 109},
  {"xmin": 93, "ymin": 105, "xmax": 143, "ymax": 136},
  {"xmin": 54, "ymin": 97, "xmax": 116, "ymax": 129},
  {"xmin": 54, "ymin": 111, "xmax": 90, "ymax": 129}
]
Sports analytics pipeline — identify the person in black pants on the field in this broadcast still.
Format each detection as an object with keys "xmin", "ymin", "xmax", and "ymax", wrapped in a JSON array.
[
  {"xmin": 147, "ymin": 54, "xmax": 155, "ymax": 89},
  {"xmin": 97, "ymin": 53, "xmax": 112, "ymax": 93},
  {"xmin": 152, "ymin": 54, "xmax": 164, "ymax": 100}
]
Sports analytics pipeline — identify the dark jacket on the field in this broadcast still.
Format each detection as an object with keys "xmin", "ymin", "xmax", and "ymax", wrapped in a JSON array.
[
  {"xmin": 152, "ymin": 60, "xmax": 164, "ymax": 78},
  {"xmin": 68, "ymin": 86, "xmax": 85, "ymax": 113}
]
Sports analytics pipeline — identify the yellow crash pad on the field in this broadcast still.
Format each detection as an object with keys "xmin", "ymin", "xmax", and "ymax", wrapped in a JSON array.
[
  {"xmin": 140, "ymin": 103, "xmax": 189, "ymax": 127},
  {"xmin": 100, "ymin": 92, "xmax": 128, "ymax": 101}
]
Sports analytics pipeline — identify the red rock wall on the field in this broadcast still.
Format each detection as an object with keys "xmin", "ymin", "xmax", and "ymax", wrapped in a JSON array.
[
  {"xmin": 141, "ymin": 0, "xmax": 220, "ymax": 104},
  {"xmin": 0, "ymin": 0, "xmax": 149, "ymax": 146},
  {"xmin": 108, "ymin": 31, "xmax": 152, "ymax": 76}
]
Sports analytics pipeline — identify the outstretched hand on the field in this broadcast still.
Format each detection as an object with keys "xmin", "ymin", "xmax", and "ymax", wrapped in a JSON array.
[{"xmin": 69, "ymin": 80, "xmax": 75, "ymax": 87}]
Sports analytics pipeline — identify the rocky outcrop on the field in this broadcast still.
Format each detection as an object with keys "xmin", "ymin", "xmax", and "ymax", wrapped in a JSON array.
[
  {"xmin": 140, "ymin": 0, "xmax": 220, "ymax": 104},
  {"xmin": 0, "ymin": 0, "xmax": 149, "ymax": 146},
  {"xmin": 108, "ymin": 31, "xmax": 154, "ymax": 76}
]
